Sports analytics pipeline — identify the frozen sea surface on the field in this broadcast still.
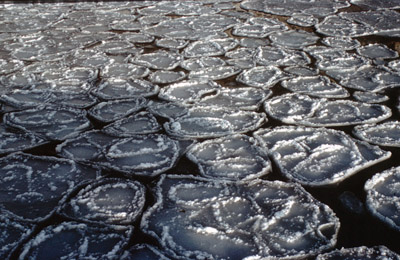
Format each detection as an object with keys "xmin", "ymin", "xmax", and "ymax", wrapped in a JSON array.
[{"xmin": 1, "ymin": 0, "xmax": 400, "ymax": 258}]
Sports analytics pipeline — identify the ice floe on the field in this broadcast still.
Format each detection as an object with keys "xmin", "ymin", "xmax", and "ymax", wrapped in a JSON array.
[
  {"xmin": 158, "ymin": 80, "xmax": 221, "ymax": 105},
  {"xmin": 59, "ymin": 178, "xmax": 146, "ymax": 226},
  {"xmin": 95, "ymin": 40, "xmax": 142, "ymax": 56},
  {"xmin": 270, "ymin": 30, "xmax": 319, "ymax": 49},
  {"xmin": 264, "ymin": 93, "xmax": 392, "ymax": 127},
  {"xmin": 147, "ymin": 101, "xmax": 189, "ymax": 120},
  {"xmin": 164, "ymin": 106, "xmax": 266, "ymax": 139},
  {"xmin": 142, "ymin": 174, "xmax": 340, "ymax": 259},
  {"xmin": 101, "ymin": 63, "xmax": 150, "ymax": 79},
  {"xmin": 316, "ymin": 246, "xmax": 400, "ymax": 259},
  {"xmin": 236, "ymin": 66, "xmax": 289, "ymax": 88},
  {"xmin": 0, "ymin": 216, "xmax": 32, "ymax": 259},
  {"xmin": 120, "ymin": 33, "xmax": 155, "ymax": 44},
  {"xmin": 88, "ymin": 98, "xmax": 147, "ymax": 123},
  {"xmin": 186, "ymin": 134, "xmax": 271, "ymax": 181},
  {"xmin": 122, "ymin": 244, "xmax": 170, "ymax": 260},
  {"xmin": 357, "ymin": 44, "xmax": 399, "ymax": 60},
  {"xmin": 254, "ymin": 126, "xmax": 391, "ymax": 186},
  {"xmin": 321, "ymin": 36, "xmax": 361, "ymax": 50},
  {"xmin": 255, "ymin": 46, "xmax": 311, "ymax": 66},
  {"xmin": 287, "ymin": 14, "xmax": 318, "ymax": 27},
  {"xmin": 365, "ymin": 166, "xmax": 400, "ymax": 231},
  {"xmin": 155, "ymin": 38, "xmax": 188, "ymax": 50},
  {"xmin": 181, "ymin": 57, "xmax": 226, "ymax": 71},
  {"xmin": 4, "ymin": 106, "xmax": 91, "ymax": 141},
  {"xmin": 281, "ymin": 76, "xmax": 349, "ymax": 98},
  {"xmin": 103, "ymin": 111, "xmax": 162, "ymax": 136},
  {"xmin": 57, "ymin": 131, "xmax": 180, "ymax": 177},
  {"xmin": 353, "ymin": 121, "xmax": 400, "ymax": 147},
  {"xmin": 352, "ymin": 91, "xmax": 389, "ymax": 104},
  {"xmin": 284, "ymin": 66, "xmax": 319, "ymax": 76},
  {"xmin": 188, "ymin": 66, "xmax": 241, "ymax": 81},
  {"xmin": 19, "ymin": 222, "xmax": 132, "ymax": 259},
  {"xmin": 148, "ymin": 70, "xmax": 186, "ymax": 84},
  {"xmin": 131, "ymin": 51, "xmax": 182, "ymax": 70},
  {"xmin": 183, "ymin": 40, "xmax": 226, "ymax": 58},
  {"xmin": 0, "ymin": 153, "xmax": 100, "ymax": 222},
  {"xmin": 0, "ymin": 123, "xmax": 47, "ymax": 155},
  {"xmin": 91, "ymin": 78, "xmax": 159, "ymax": 100}
]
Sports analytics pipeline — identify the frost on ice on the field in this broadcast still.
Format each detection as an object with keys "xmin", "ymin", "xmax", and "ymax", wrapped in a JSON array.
[
  {"xmin": 281, "ymin": 76, "xmax": 349, "ymax": 98},
  {"xmin": 353, "ymin": 121, "xmax": 400, "ymax": 147},
  {"xmin": 0, "ymin": 123, "xmax": 47, "ymax": 155},
  {"xmin": 59, "ymin": 178, "xmax": 146, "ymax": 226},
  {"xmin": 264, "ymin": 93, "xmax": 392, "ymax": 127},
  {"xmin": 88, "ymin": 98, "xmax": 147, "ymax": 124},
  {"xmin": 186, "ymin": 134, "xmax": 271, "ymax": 181},
  {"xmin": 103, "ymin": 111, "xmax": 162, "ymax": 136},
  {"xmin": 91, "ymin": 78, "xmax": 159, "ymax": 100},
  {"xmin": 254, "ymin": 126, "xmax": 391, "ymax": 186},
  {"xmin": 4, "ymin": 106, "xmax": 92, "ymax": 141},
  {"xmin": 18, "ymin": 222, "xmax": 133, "ymax": 260},
  {"xmin": 141, "ymin": 175, "xmax": 340, "ymax": 259},
  {"xmin": 365, "ymin": 166, "xmax": 400, "ymax": 232},
  {"xmin": 316, "ymin": 246, "xmax": 400, "ymax": 259},
  {"xmin": 57, "ymin": 131, "xmax": 180, "ymax": 178},
  {"xmin": 164, "ymin": 106, "xmax": 266, "ymax": 139},
  {"xmin": 0, "ymin": 153, "xmax": 100, "ymax": 222}
]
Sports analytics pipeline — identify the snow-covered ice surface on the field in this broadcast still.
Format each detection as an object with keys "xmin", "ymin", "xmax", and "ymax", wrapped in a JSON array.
[
  {"xmin": 365, "ymin": 167, "xmax": 400, "ymax": 231},
  {"xmin": 142, "ymin": 174, "xmax": 340, "ymax": 259},
  {"xmin": 254, "ymin": 126, "xmax": 391, "ymax": 186},
  {"xmin": 1, "ymin": 0, "xmax": 400, "ymax": 258}
]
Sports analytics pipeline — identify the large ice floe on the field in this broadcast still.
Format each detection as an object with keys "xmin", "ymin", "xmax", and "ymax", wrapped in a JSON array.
[
  {"xmin": 56, "ymin": 131, "xmax": 180, "ymax": 177},
  {"xmin": 254, "ymin": 126, "xmax": 391, "ymax": 186},
  {"xmin": 142, "ymin": 174, "xmax": 340, "ymax": 259},
  {"xmin": 0, "ymin": 153, "xmax": 100, "ymax": 222},
  {"xmin": 18, "ymin": 222, "xmax": 133, "ymax": 260},
  {"xmin": 316, "ymin": 246, "xmax": 400, "ymax": 259},
  {"xmin": 186, "ymin": 134, "xmax": 271, "ymax": 181},
  {"xmin": 365, "ymin": 166, "xmax": 400, "ymax": 231},
  {"xmin": 264, "ymin": 93, "xmax": 392, "ymax": 127},
  {"xmin": 58, "ymin": 178, "xmax": 146, "ymax": 226}
]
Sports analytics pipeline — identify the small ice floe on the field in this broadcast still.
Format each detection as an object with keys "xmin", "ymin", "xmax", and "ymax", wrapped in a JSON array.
[
  {"xmin": 0, "ymin": 59, "xmax": 24, "ymax": 75},
  {"xmin": 374, "ymin": 69, "xmax": 400, "ymax": 88},
  {"xmin": 39, "ymin": 66, "xmax": 97, "ymax": 85},
  {"xmin": 121, "ymin": 244, "xmax": 170, "ymax": 260},
  {"xmin": 103, "ymin": 111, "xmax": 162, "ymax": 136},
  {"xmin": 284, "ymin": 66, "xmax": 319, "ymax": 76},
  {"xmin": 4, "ymin": 106, "xmax": 91, "ymax": 141},
  {"xmin": 0, "ymin": 216, "xmax": 32, "ymax": 259},
  {"xmin": 183, "ymin": 40, "xmax": 226, "ymax": 58},
  {"xmin": 352, "ymin": 91, "xmax": 389, "ymax": 103},
  {"xmin": 181, "ymin": 57, "xmax": 226, "ymax": 71},
  {"xmin": 0, "ymin": 71, "xmax": 38, "ymax": 88},
  {"xmin": 316, "ymin": 53, "xmax": 369, "ymax": 71},
  {"xmin": 287, "ymin": 14, "xmax": 318, "ymax": 27},
  {"xmin": 196, "ymin": 87, "xmax": 272, "ymax": 111},
  {"xmin": 241, "ymin": 0, "xmax": 349, "ymax": 16},
  {"xmin": 365, "ymin": 166, "xmax": 400, "ymax": 231},
  {"xmin": 158, "ymin": 80, "xmax": 221, "ymax": 104},
  {"xmin": 59, "ymin": 178, "xmax": 146, "ymax": 226},
  {"xmin": 270, "ymin": 30, "xmax": 319, "ymax": 49},
  {"xmin": 388, "ymin": 60, "xmax": 400, "ymax": 72},
  {"xmin": 101, "ymin": 63, "xmax": 150, "ymax": 79},
  {"xmin": 281, "ymin": 76, "xmax": 349, "ymax": 98},
  {"xmin": 148, "ymin": 70, "xmax": 186, "ymax": 84},
  {"xmin": 316, "ymin": 15, "xmax": 373, "ymax": 37},
  {"xmin": 155, "ymin": 38, "xmax": 188, "ymax": 49},
  {"xmin": 226, "ymin": 58, "xmax": 256, "ymax": 69},
  {"xmin": 0, "ymin": 123, "xmax": 47, "ymax": 155},
  {"xmin": 351, "ymin": 0, "xmax": 400, "ymax": 10},
  {"xmin": 95, "ymin": 40, "xmax": 142, "ymax": 56},
  {"xmin": 88, "ymin": 98, "xmax": 147, "ymax": 124},
  {"xmin": 18, "ymin": 222, "xmax": 133, "ymax": 260},
  {"xmin": 141, "ymin": 174, "xmax": 340, "ymax": 259},
  {"xmin": 164, "ymin": 106, "xmax": 266, "ymax": 139},
  {"xmin": 120, "ymin": 33, "xmax": 155, "ymax": 44},
  {"xmin": 147, "ymin": 101, "xmax": 189, "ymax": 120},
  {"xmin": 316, "ymin": 246, "xmax": 400, "ymax": 259},
  {"xmin": 188, "ymin": 66, "xmax": 241, "ymax": 81},
  {"xmin": 255, "ymin": 46, "xmax": 311, "ymax": 66},
  {"xmin": 357, "ymin": 44, "xmax": 399, "ymax": 60},
  {"xmin": 254, "ymin": 126, "xmax": 391, "ymax": 186},
  {"xmin": 239, "ymin": 37, "xmax": 269, "ymax": 48},
  {"xmin": 264, "ymin": 93, "xmax": 392, "ymax": 127},
  {"xmin": 57, "ymin": 131, "xmax": 180, "ymax": 178},
  {"xmin": 225, "ymin": 47, "xmax": 255, "ymax": 59},
  {"xmin": 131, "ymin": 51, "xmax": 183, "ymax": 70},
  {"xmin": 0, "ymin": 153, "xmax": 100, "ymax": 222},
  {"xmin": 321, "ymin": 36, "xmax": 361, "ymax": 50},
  {"xmin": 236, "ymin": 66, "xmax": 289, "ymax": 88},
  {"xmin": 212, "ymin": 38, "xmax": 239, "ymax": 52},
  {"xmin": 69, "ymin": 50, "xmax": 113, "ymax": 69},
  {"xmin": 109, "ymin": 20, "xmax": 142, "ymax": 31},
  {"xmin": 353, "ymin": 121, "xmax": 400, "ymax": 147},
  {"xmin": 186, "ymin": 134, "xmax": 271, "ymax": 181},
  {"xmin": 232, "ymin": 17, "xmax": 288, "ymax": 38},
  {"xmin": 92, "ymin": 78, "xmax": 159, "ymax": 100}
]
